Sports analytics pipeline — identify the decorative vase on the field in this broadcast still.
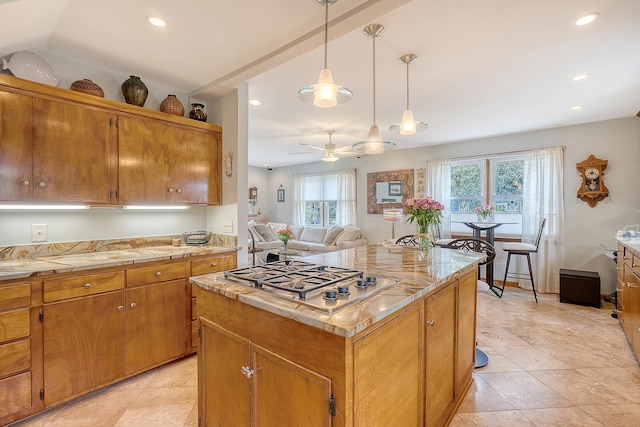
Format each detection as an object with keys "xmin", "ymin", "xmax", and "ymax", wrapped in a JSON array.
[
  {"xmin": 189, "ymin": 103, "xmax": 207, "ymax": 122},
  {"xmin": 282, "ymin": 240, "xmax": 288, "ymax": 252},
  {"xmin": 70, "ymin": 79, "xmax": 104, "ymax": 97},
  {"xmin": 416, "ymin": 225, "xmax": 432, "ymax": 251},
  {"xmin": 159, "ymin": 94, "xmax": 184, "ymax": 116},
  {"xmin": 121, "ymin": 75, "xmax": 148, "ymax": 107},
  {"xmin": 477, "ymin": 213, "xmax": 493, "ymax": 222}
]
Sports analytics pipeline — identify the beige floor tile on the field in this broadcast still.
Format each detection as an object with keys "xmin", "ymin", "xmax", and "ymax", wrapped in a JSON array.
[
  {"xmin": 535, "ymin": 341, "xmax": 637, "ymax": 369},
  {"xmin": 184, "ymin": 403, "xmax": 199, "ymax": 427},
  {"xmin": 448, "ymin": 414, "xmax": 466, "ymax": 426},
  {"xmin": 113, "ymin": 403, "xmax": 193, "ymax": 427},
  {"xmin": 529, "ymin": 369, "xmax": 632, "ymax": 406},
  {"xmin": 477, "ymin": 372, "xmax": 572, "ymax": 410},
  {"xmin": 490, "ymin": 345, "xmax": 570, "ymax": 371},
  {"xmin": 519, "ymin": 406, "xmax": 605, "ymax": 426},
  {"xmin": 457, "ymin": 374, "xmax": 515, "ymax": 413},
  {"xmin": 473, "ymin": 346, "xmax": 524, "ymax": 373},
  {"xmin": 477, "ymin": 328, "xmax": 531, "ymax": 347},
  {"xmin": 146, "ymin": 357, "xmax": 198, "ymax": 389},
  {"xmin": 580, "ymin": 403, "xmax": 640, "ymax": 427},
  {"xmin": 576, "ymin": 367, "xmax": 640, "ymax": 404},
  {"xmin": 455, "ymin": 410, "xmax": 536, "ymax": 426}
]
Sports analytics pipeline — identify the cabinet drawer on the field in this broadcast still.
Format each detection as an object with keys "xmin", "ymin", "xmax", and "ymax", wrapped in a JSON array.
[
  {"xmin": 43, "ymin": 271, "xmax": 124, "ymax": 302},
  {"xmin": 191, "ymin": 254, "xmax": 236, "ymax": 276},
  {"xmin": 127, "ymin": 262, "xmax": 186, "ymax": 287},
  {"xmin": 0, "ymin": 339, "xmax": 30, "ymax": 377},
  {"xmin": 0, "ymin": 308, "xmax": 29, "ymax": 343},
  {"xmin": 0, "ymin": 283, "xmax": 31, "ymax": 311},
  {"xmin": 0, "ymin": 371, "xmax": 31, "ymax": 419}
]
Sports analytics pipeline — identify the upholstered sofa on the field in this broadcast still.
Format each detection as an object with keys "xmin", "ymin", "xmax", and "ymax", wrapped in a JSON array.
[{"xmin": 248, "ymin": 222, "xmax": 367, "ymax": 262}]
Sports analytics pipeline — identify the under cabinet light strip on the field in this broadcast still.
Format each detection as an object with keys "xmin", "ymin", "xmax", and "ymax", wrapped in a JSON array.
[
  {"xmin": 122, "ymin": 205, "xmax": 191, "ymax": 210},
  {"xmin": 0, "ymin": 205, "xmax": 90, "ymax": 210}
]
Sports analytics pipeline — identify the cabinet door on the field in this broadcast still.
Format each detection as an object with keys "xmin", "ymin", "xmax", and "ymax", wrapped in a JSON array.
[
  {"xmin": 199, "ymin": 318, "xmax": 251, "ymax": 427},
  {"xmin": 43, "ymin": 291, "xmax": 125, "ymax": 406},
  {"xmin": 118, "ymin": 115, "xmax": 216, "ymax": 204},
  {"xmin": 125, "ymin": 280, "xmax": 186, "ymax": 375},
  {"xmin": 32, "ymin": 98, "xmax": 114, "ymax": 203},
  {"xmin": 425, "ymin": 283, "xmax": 457, "ymax": 427},
  {"xmin": 0, "ymin": 89, "xmax": 33, "ymax": 201},
  {"xmin": 456, "ymin": 272, "xmax": 477, "ymax": 394},
  {"xmin": 353, "ymin": 303, "xmax": 423, "ymax": 427},
  {"xmin": 252, "ymin": 344, "xmax": 332, "ymax": 427}
]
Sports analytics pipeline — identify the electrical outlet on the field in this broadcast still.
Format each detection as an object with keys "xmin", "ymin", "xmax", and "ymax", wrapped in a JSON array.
[
  {"xmin": 32, "ymin": 224, "xmax": 48, "ymax": 242},
  {"xmin": 223, "ymin": 222, "xmax": 233, "ymax": 233}
]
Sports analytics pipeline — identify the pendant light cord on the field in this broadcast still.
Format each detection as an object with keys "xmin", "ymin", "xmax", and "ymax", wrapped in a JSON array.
[
  {"xmin": 406, "ymin": 61, "xmax": 410, "ymax": 110},
  {"xmin": 372, "ymin": 33, "xmax": 376, "ymax": 125},
  {"xmin": 323, "ymin": 1, "xmax": 329, "ymax": 69}
]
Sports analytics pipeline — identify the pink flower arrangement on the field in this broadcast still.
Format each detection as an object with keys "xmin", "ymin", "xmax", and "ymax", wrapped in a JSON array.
[
  {"xmin": 473, "ymin": 204, "xmax": 495, "ymax": 220},
  {"xmin": 403, "ymin": 197, "xmax": 444, "ymax": 227},
  {"xmin": 277, "ymin": 228, "xmax": 294, "ymax": 243}
]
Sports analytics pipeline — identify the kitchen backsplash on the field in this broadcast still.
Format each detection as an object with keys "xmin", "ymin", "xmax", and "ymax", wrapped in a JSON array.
[{"xmin": 0, "ymin": 233, "xmax": 236, "ymax": 261}]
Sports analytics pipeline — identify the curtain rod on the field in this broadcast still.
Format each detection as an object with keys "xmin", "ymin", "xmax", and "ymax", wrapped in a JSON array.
[{"xmin": 432, "ymin": 145, "xmax": 566, "ymax": 162}]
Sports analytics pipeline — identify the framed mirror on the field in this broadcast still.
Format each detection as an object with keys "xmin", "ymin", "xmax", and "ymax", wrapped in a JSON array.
[{"xmin": 367, "ymin": 169, "xmax": 414, "ymax": 214}]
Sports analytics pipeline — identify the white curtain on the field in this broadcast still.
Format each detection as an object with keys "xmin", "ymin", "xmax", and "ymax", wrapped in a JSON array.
[
  {"xmin": 523, "ymin": 147, "xmax": 565, "ymax": 294},
  {"xmin": 426, "ymin": 160, "xmax": 452, "ymax": 238},
  {"xmin": 336, "ymin": 168, "xmax": 357, "ymax": 226},
  {"xmin": 293, "ymin": 174, "xmax": 306, "ymax": 226}
]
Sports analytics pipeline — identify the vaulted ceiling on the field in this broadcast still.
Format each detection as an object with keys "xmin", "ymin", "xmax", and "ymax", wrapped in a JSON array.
[{"xmin": 2, "ymin": 0, "xmax": 639, "ymax": 167}]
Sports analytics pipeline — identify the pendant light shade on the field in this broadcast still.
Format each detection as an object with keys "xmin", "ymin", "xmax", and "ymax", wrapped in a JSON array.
[
  {"xmin": 298, "ymin": 0, "xmax": 353, "ymax": 108},
  {"xmin": 352, "ymin": 24, "xmax": 395, "ymax": 155},
  {"xmin": 390, "ymin": 53, "xmax": 428, "ymax": 135}
]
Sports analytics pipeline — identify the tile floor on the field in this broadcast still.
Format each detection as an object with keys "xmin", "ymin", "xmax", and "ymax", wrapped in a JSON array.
[{"xmin": 10, "ymin": 286, "xmax": 640, "ymax": 427}]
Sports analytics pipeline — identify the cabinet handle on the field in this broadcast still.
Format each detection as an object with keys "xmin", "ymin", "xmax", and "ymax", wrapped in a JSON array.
[
  {"xmin": 168, "ymin": 188, "xmax": 174, "ymax": 193},
  {"xmin": 84, "ymin": 283, "xmax": 92, "ymax": 289},
  {"xmin": 155, "ymin": 271, "xmax": 162, "ymax": 276},
  {"xmin": 176, "ymin": 188, "xmax": 182, "ymax": 193},
  {"xmin": 117, "ymin": 306, "xmax": 123, "ymax": 311},
  {"xmin": 210, "ymin": 263, "xmax": 218, "ymax": 267},
  {"xmin": 130, "ymin": 302, "xmax": 137, "ymax": 308},
  {"xmin": 427, "ymin": 320, "xmax": 435, "ymax": 327},
  {"xmin": 39, "ymin": 181, "xmax": 46, "ymax": 188},
  {"xmin": 628, "ymin": 282, "xmax": 637, "ymax": 288},
  {"xmin": 22, "ymin": 180, "xmax": 29, "ymax": 186},
  {"xmin": 241, "ymin": 366, "xmax": 254, "ymax": 378}
]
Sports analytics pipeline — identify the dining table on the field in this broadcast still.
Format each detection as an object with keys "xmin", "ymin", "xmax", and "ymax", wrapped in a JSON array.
[{"xmin": 452, "ymin": 221, "xmax": 516, "ymax": 296}]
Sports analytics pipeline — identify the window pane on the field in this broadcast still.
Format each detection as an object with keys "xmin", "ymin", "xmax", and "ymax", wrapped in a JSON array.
[
  {"xmin": 450, "ymin": 198, "xmax": 482, "ymax": 213},
  {"xmin": 495, "ymin": 198, "xmax": 522, "ymax": 213},
  {"xmin": 327, "ymin": 201, "xmax": 337, "ymax": 226},
  {"xmin": 305, "ymin": 176, "xmax": 324, "ymax": 200},
  {"xmin": 305, "ymin": 202, "xmax": 322, "ymax": 225},
  {"xmin": 323, "ymin": 175, "xmax": 338, "ymax": 200},
  {"xmin": 495, "ymin": 159, "xmax": 523, "ymax": 196},
  {"xmin": 451, "ymin": 162, "xmax": 483, "ymax": 196}
]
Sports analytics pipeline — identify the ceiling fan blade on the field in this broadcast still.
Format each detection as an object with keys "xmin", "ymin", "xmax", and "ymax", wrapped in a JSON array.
[{"xmin": 298, "ymin": 143, "xmax": 326, "ymax": 152}]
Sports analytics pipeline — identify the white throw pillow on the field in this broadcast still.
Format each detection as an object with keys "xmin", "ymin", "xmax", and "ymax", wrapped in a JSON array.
[
  {"xmin": 268, "ymin": 222, "xmax": 288, "ymax": 235},
  {"xmin": 335, "ymin": 225, "xmax": 361, "ymax": 244},
  {"xmin": 323, "ymin": 225, "xmax": 344, "ymax": 246},
  {"xmin": 253, "ymin": 224, "xmax": 278, "ymax": 242},
  {"xmin": 290, "ymin": 225, "xmax": 305, "ymax": 240},
  {"xmin": 248, "ymin": 225, "xmax": 264, "ymax": 242},
  {"xmin": 300, "ymin": 226, "xmax": 327, "ymax": 244}
]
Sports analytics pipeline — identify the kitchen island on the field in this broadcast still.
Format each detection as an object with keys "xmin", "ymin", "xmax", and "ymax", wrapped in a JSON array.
[{"xmin": 191, "ymin": 244, "xmax": 484, "ymax": 427}]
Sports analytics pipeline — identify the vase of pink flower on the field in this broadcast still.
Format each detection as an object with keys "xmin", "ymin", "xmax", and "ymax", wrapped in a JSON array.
[
  {"xmin": 277, "ymin": 228, "xmax": 294, "ymax": 252},
  {"xmin": 474, "ymin": 204, "xmax": 495, "ymax": 222},
  {"xmin": 403, "ymin": 197, "xmax": 445, "ymax": 250}
]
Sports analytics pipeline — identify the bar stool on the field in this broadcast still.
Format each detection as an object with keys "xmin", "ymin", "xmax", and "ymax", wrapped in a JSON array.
[{"xmin": 500, "ymin": 218, "xmax": 546, "ymax": 303}]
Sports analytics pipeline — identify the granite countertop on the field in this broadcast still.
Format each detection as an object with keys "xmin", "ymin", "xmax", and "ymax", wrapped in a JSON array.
[
  {"xmin": 190, "ymin": 244, "xmax": 484, "ymax": 338},
  {"xmin": 0, "ymin": 244, "xmax": 238, "ymax": 281}
]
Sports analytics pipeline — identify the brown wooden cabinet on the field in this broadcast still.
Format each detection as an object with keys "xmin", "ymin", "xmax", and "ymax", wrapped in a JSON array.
[
  {"xmin": 198, "ymin": 318, "xmax": 332, "ymax": 427},
  {"xmin": 0, "ymin": 279, "xmax": 43, "ymax": 426},
  {"xmin": 618, "ymin": 242, "xmax": 640, "ymax": 358},
  {"xmin": 0, "ymin": 74, "xmax": 222, "ymax": 205}
]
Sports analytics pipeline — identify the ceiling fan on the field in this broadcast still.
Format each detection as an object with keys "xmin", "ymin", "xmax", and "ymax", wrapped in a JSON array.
[{"xmin": 293, "ymin": 130, "xmax": 359, "ymax": 163}]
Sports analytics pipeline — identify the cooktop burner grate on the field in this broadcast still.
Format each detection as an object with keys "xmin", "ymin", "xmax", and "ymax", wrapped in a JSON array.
[{"xmin": 224, "ymin": 260, "xmax": 363, "ymax": 300}]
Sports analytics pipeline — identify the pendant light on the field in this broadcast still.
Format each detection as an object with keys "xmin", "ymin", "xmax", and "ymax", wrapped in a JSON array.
[
  {"xmin": 390, "ymin": 54, "xmax": 428, "ymax": 135},
  {"xmin": 352, "ymin": 24, "xmax": 395, "ymax": 155},
  {"xmin": 298, "ymin": 0, "xmax": 353, "ymax": 108}
]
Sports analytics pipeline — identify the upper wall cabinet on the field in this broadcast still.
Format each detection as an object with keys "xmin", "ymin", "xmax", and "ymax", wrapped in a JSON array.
[{"xmin": 0, "ymin": 75, "xmax": 222, "ymax": 205}]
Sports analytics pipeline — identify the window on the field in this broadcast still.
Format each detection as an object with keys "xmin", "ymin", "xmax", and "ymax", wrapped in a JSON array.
[
  {"xmin": 304, "ymin": 174, "xmax": 337, "ymax": 226},
  {"xmin": 450, "ymin": 154, "xmax": 524, "ymax": 236}
]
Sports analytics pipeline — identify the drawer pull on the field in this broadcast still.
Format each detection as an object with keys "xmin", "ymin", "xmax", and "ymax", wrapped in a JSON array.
[
  {"xmin": 176, "ymin": 188, "xmax": 182, "ymax": 193},
  {"xmin": 22, "ymin": 180, "xmax": 29, "ymax": 186},
  {"xmin": 84, "ymin": 283, "xmax": 92, "ymax": 289},
  {"xmin": 155, "ymin": 271, "xmax": 162, "ymax": 276},
  {"xmin": 210, "ymin": 263, "xmax": 218, "ymax": 267},
  {"xmin": 117, "ymin": 305, "xmax": 123, "ymax": 311},
  {"xmin": 628, "ymin": 282, "xmax": 637, "ymax": 288},
  {"xmin": 130, "ymin": 302, "xmax": 137, "ymax": 308},
  {"xmin": 241, "ymin": 366, "xmax": 254, "ymax": 378},
  {"xmin": 427, "ymin": 320, "xmax": 435, "ymax": 327},
  {"xmin": 39, "ymin": 181, "xmax": 46, "ymax": 188}
]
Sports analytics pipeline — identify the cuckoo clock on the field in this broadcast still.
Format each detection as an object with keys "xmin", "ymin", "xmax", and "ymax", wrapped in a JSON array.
[{"xmin": 576, "ymin": 154, "xmax": 609, "ymax": 207}]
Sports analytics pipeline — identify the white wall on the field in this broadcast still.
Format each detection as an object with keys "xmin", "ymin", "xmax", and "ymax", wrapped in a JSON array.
[
  {"xmin": 248, "ymin": 166, "xmax": 271, "ymax": 217},
  {"xmin": 264, "ymin": 117, "xmax": 640, "ymax": 294}
]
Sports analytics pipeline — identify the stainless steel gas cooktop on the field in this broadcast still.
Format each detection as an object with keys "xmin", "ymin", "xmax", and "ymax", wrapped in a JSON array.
[{"xmin": 223, "ymin": 260, "xmax": 401, "ymax": 314}]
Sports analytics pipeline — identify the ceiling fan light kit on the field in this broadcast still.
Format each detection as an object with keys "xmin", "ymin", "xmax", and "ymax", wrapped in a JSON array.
[{"xmin": 298, "ymin": 0, "xmax": 353, "ymax": 108}]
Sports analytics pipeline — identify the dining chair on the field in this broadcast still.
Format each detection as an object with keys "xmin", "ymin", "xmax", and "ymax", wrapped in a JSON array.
[
  {"xmin": 499, "ymin": 218, "xmax": 547, "ymax": 303},
  {"xmin": 395, "ymin": 235, "xmax": 418, "ymax": 246},
  {"xmin": 432, "ymin": 223, "xmax": 455, "ymax": 247}
]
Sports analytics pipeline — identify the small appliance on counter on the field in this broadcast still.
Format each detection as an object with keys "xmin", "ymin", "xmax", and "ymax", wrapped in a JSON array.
[{"xmin": 183, "ymin": 231, "xmax": 211, "ymax": 245}]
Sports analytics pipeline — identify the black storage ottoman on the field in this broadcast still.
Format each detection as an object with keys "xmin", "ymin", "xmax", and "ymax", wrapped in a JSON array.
[{"xmin": 559, "ymin": 269, "xmax": 601, "ymax": 308}]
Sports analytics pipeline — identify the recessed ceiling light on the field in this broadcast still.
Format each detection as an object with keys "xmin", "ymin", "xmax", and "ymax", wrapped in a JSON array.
[
  {"xmin": 572, "ymin": 105, "xmax": 584, "ymax": 110},
  {"xmin": 147, "ymin": 16, "xmax": 167, "ymax": 27},
  {"xmin": 249, "ymin": 99, "xmax": 262, "ymax": 106},
  {"xmin": 576, "ymin": 13, "xmax": 599, "ymax": 26},
  {"xmin": 573, "ymin": 74, "xmax": 589, "ymax": 81}
]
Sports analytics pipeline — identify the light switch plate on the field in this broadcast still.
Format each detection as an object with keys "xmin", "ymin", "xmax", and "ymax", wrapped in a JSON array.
[
  {"xmin": 223, "ymin": 222, "xmax": 233, "ymax": 233},
  {"xmin": 32, "ymin": 224, "xmax": 48, "ymax": 242}
]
